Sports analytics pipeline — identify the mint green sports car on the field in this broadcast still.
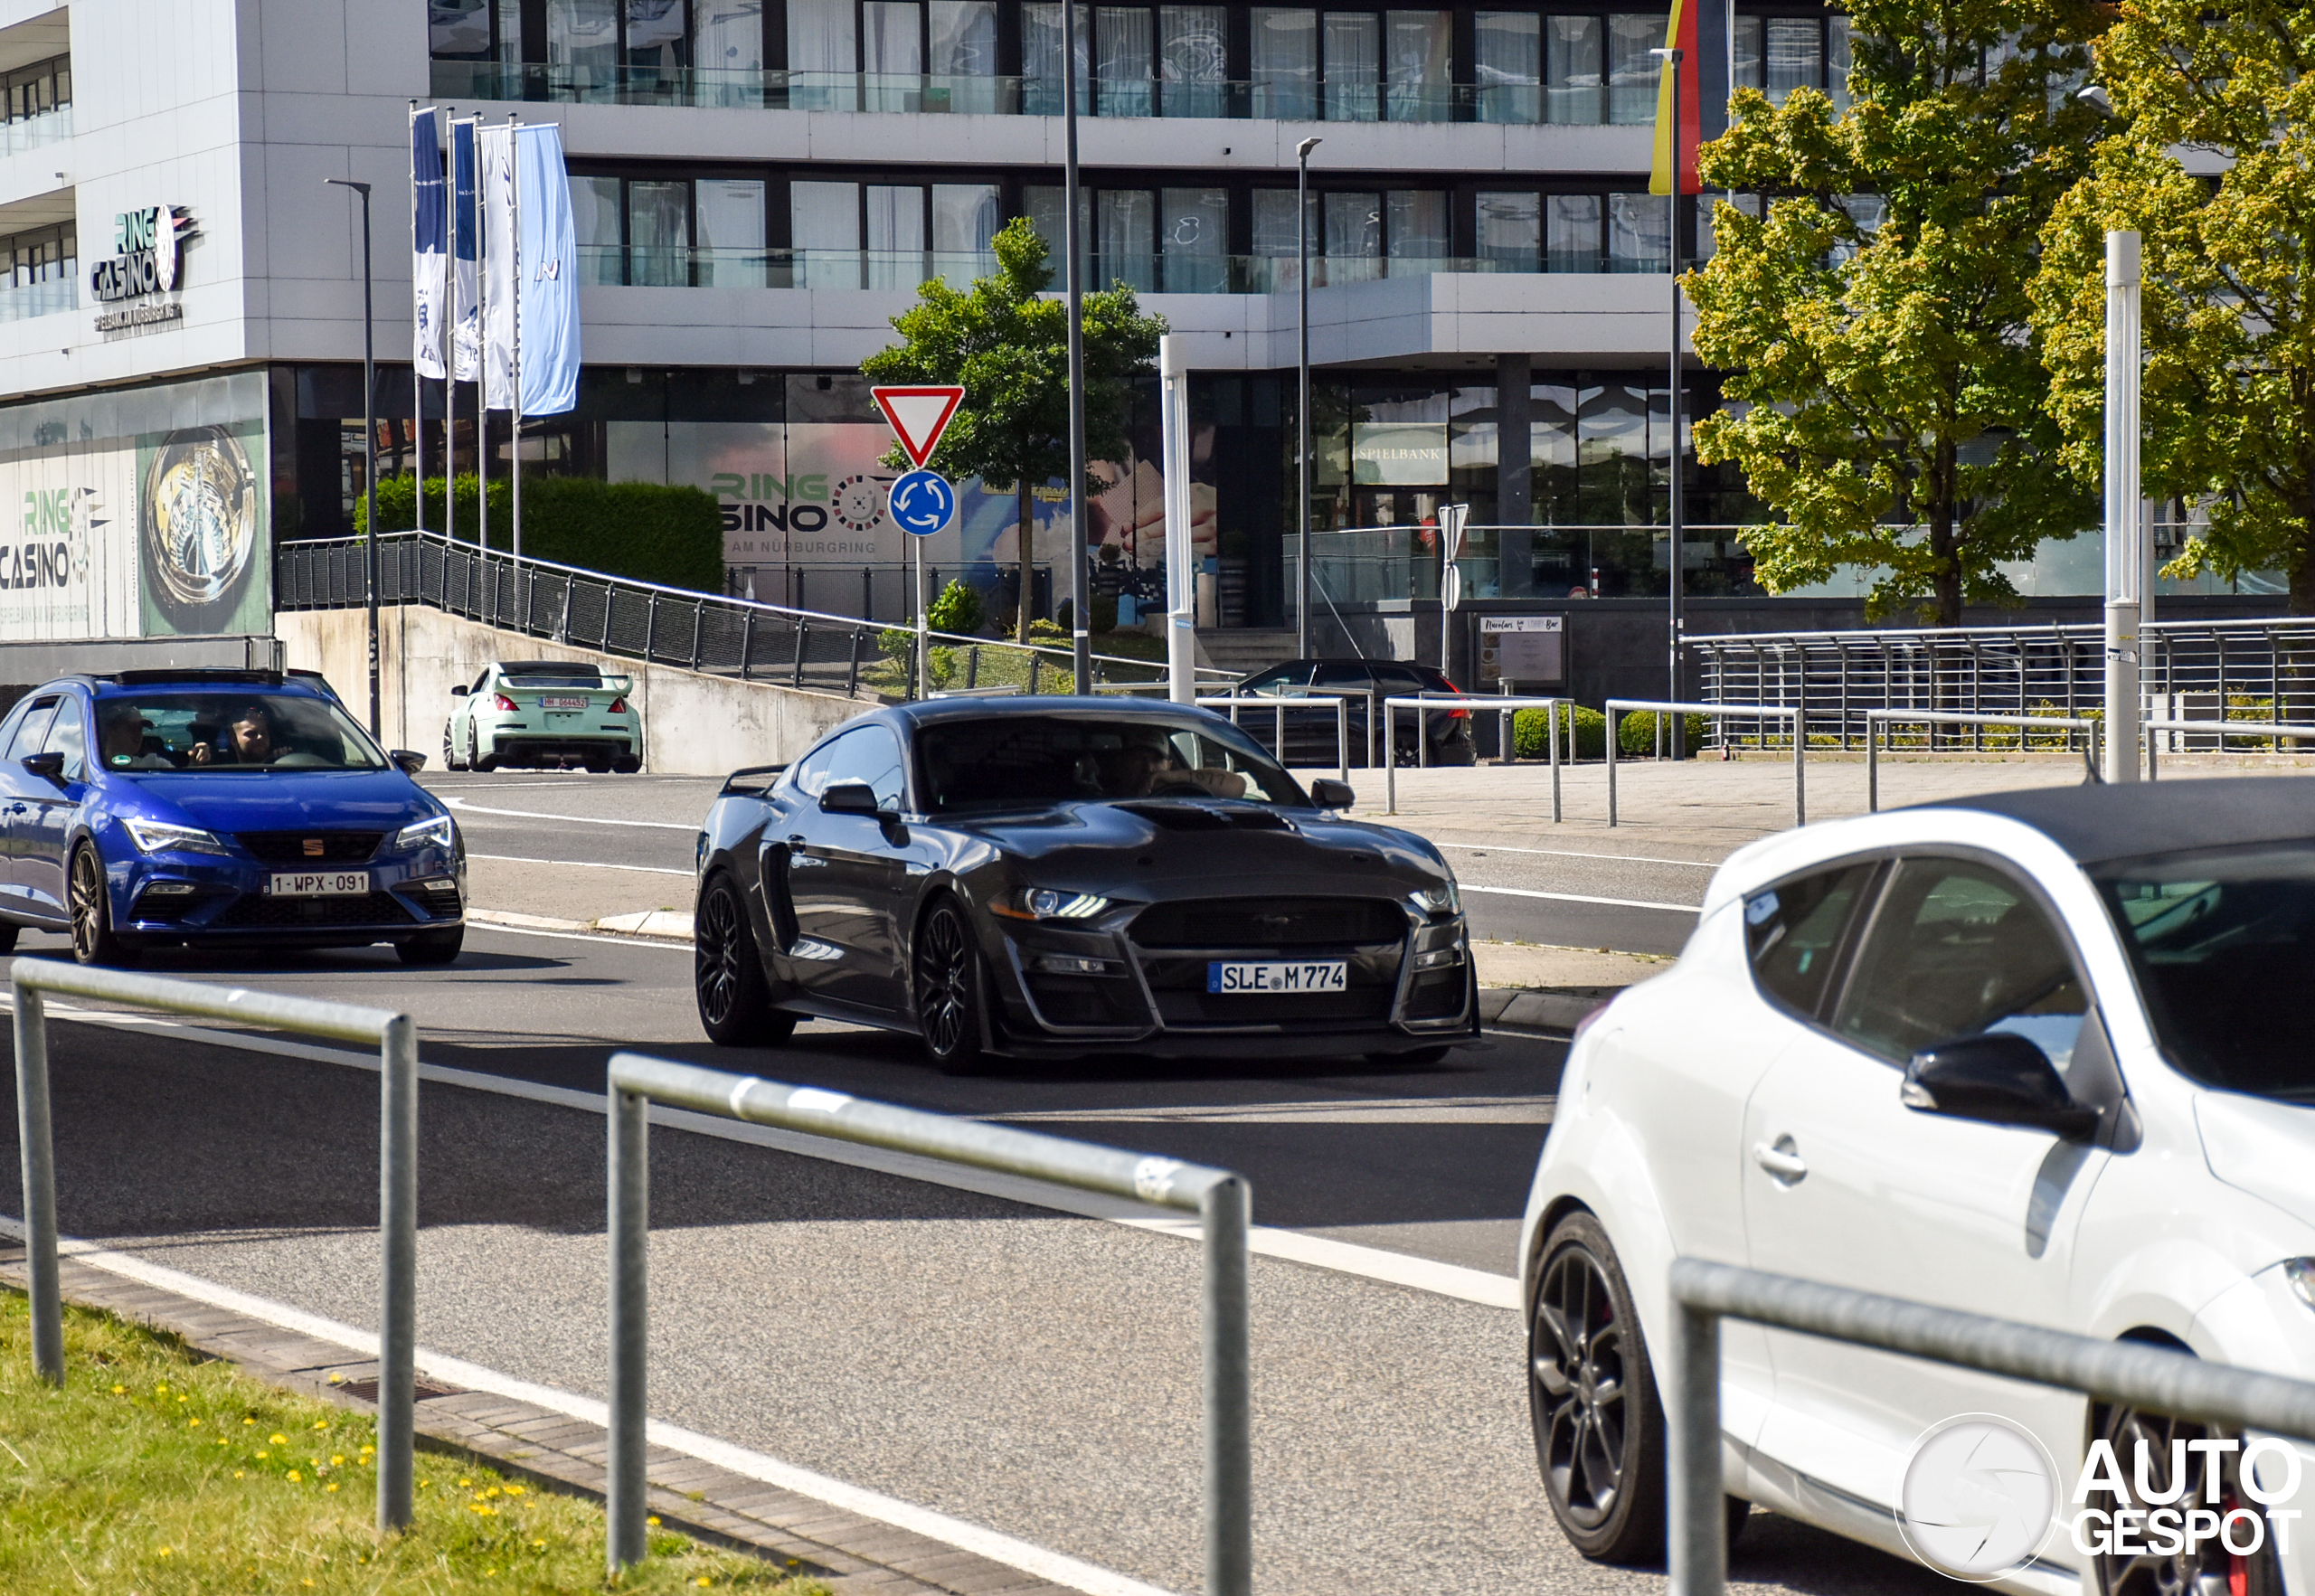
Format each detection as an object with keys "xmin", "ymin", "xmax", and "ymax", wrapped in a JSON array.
[{"xmin": 444, "ymin": 660, "xmax": 641, "ymax": 772}]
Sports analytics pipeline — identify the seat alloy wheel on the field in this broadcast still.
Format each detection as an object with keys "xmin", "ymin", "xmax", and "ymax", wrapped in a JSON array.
[
  {"xmin": 1530, "ymin": 1211, "xmax": 1668, "ymax": 1563},
  {"xmin": 69, "ymin": 845, "xmax": 136, "ymax": 967},
  {"xmin": 2097, "ymin": 1400, "xmax": 2283, "ymax": 1596},
  {"xmin": 693, "ymin": 872, "xmax": 795, "ymax": 1047}
]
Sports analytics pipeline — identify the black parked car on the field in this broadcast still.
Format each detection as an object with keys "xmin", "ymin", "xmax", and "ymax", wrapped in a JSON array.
[
  {"xmin": 692, "ymin": 698, "xmax": 1477, "ymax": 1071},
  {"xmin": 1232, "ymin": 658, "xmax": 1477, "ymax": 767}
]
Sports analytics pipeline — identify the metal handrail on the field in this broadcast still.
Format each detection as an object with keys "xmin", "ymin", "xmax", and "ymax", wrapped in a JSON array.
[
  {"xmin": 1605, "ymin": 699, "xmax": 1803, "ymax": 827},
  {"xmin": 8, "ymin": 961, "xmax": 421, "ymax": 1533},
  {"xmin": 1199, "ymin": 693, "xmax": 1354, "ymax": 781},
  {"xmin": 601, "ymin": 1053, "xmax": 1252, "ymax": 1591},
  {"xmin": 1665, "ymin": 1259, "xmax": 2315, "ymax": 1596},
  {"xmin": 1865, "ymin": 708, "xmax": 2100, "ymax": 811},
  {"xmin": 1382, "ymin": 694, "xmax": 1572, "ymax": 818},
  {"xmin": 2143, "ymin": 717, "xmax": 2315, "ymax": 779}
]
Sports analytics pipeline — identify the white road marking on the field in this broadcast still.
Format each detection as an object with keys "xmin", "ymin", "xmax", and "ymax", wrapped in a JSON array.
[
  {"xmin": 0, "ymin": 1214, "xmax": 1180, "ymax": 1596},
  {"xmin": 467, "ymin": 920, "xmax": 694, "ymax": 949},
  {"xmin": 995, "ymin": 1094, "xmax": 1553, "ymax": 1125},
  {"xmin": 468, "ymin": 852, "xmax": 694, "ymax": 877},
  {"xmin": 1, "ymin": 991, "xmax": 1521, "ymax": 1310},
  {"xmin": 1433, "ymin": 840, "xmax": 1719, "ymax": 868},
  {"xmin": 1460, "ymin": 883, "xmax": 1699, "ymax": 912},
  {"xmin": 445, "ymin": 797, "xmax": 697, "ymax": 831}
]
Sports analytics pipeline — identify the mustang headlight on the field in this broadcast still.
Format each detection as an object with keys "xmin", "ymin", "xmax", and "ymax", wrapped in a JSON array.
[
  {"xmin": 1408, "ymin": 881, "xmax": 1461, "ymax": 917},
  {"xmin": 395, "ymin": 815, "xmax": 458, "ymax": 853},
  {"xmin": 2287, "ymin": 1258, "xmax": 2315, "ymax": 1312},
  {"xmin": 122, "ymin": 817, "xmax": 230, "ymax": 855},
  {"xmin": 994, "ymin": 887, "xmax": 1113, "ymax": 921}
]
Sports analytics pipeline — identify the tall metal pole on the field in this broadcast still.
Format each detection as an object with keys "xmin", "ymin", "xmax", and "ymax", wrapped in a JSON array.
[
  {"xmin": 1161, "ymin": 334, "xmax": 1196, "ymax": 703},
  {"xmin": 2104, "ymin": 229, "xmax": 2142, "ymax": 782},
  {"xmin": 1654, "ymin": 47, "xmax": 1685, "ymax": 759},
  {"xmin": 410, "ymin": 103, "xmax": 425, "ymax": 537},
  {"xmin": 1296, "ymin": 137, "xmax": 1320, "ymax": 658},
  {"xmin": 509, "ymin": 116, "xmax": 524, "ymax": 570},
  {"xmin": 1062, "ymin": 3, "xmax": 1090, "ymax": 690},
  {"xmin": 329, "ymin": 177, "xmax": 381, "ymax": 738}
]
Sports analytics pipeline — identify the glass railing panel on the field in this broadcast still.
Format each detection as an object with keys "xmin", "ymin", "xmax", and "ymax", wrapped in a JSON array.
[
  {"xmin": 0, "ymin": 105, "xmax": 71, "ymax": 156},
  {"xmin": 0, "ymin": 275, "xmax": 76, "ymax": 323}
]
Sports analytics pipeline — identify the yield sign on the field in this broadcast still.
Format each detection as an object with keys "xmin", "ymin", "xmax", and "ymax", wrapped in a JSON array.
[{"xmin": 871, "ymin": 385, "xmax": 966, "ymax": 468}]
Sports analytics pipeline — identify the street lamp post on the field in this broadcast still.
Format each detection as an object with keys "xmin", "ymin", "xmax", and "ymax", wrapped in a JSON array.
[
  {"xmin": 1296, "ymin": 135, "xmax": 1320, "ymax": 658},
  {"xmin": 1650, "ymin": 46, "xmax": 1684, "ymax": 760},
  {"xmin": 1062, "ymin": 0, "xmax": 1091, "ymax": 690},
  {"xmin": 327, "ymin": 176, "xmax": 381, "ymax": 740}
]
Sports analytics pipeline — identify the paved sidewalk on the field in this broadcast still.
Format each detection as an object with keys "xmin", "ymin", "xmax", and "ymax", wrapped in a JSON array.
[{"xmin": 0, "ymin": 1244, "xmax": 1088, "ymax": 1596}]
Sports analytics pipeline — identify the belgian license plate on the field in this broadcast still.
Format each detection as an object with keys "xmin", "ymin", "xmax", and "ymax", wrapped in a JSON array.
[
  {"xmin": 265, "ymin": 871, "xmax": 369, "ymax": 898},
  {"xmin": 540, "ymin": 695, "xmax": 588, "ymax": 711},
  {"xmin": 1207, "ymin": 959, "xmax": 1347, "ymax": 994}
]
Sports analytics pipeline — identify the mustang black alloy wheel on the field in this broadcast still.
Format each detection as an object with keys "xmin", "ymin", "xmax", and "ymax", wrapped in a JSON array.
[
  {"xmin": 912, "ymin": 897, "xmax": 987, "ymax": 1072},
  {"xmin": 1531, "ymin": 1211, "xmax": 1668, "ymax": 1563},
  {"xmin": 2097, "ymin": 1398, "xmax": 2282, "ymax": 1596},
  {"xmin": 694, "ymin": 873, "xmax": 794, "ymax": 1046},
  {"xmin": 69, "ymin": 845, "xmax": 135, "ymax": 967}
]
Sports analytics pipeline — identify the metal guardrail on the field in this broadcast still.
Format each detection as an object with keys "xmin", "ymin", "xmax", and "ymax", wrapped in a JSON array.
[
  {"xmin": 1606, "ymin": 700, "xmax": 1803, "ymax": 827},
  {"xmin": 1203, "ymin": 694, "xmax": 1354, "ymax": 780},
  {"xmin": 1383, "ymin": 694, "xmax": 1571, "ymax": 817},
  {"xmin": 1866, "ymin": 709, "xmax": 2100, "ymax": 811},
  {"xmin": 601, "ymin": 1053, "xmax": 1252, "ymax": 1590},
  {"xmin": 2144, "ymin": 717, "xmax": 2315, "ymax": 778},
  {"xmin": 1665, "ymin": 1259, "xmax": 2315, "ymax": 1596},
  {"xmin": 276, "ymin": 532, "xmax": 1233, "ymax": 701},
  {"xmin": 8, "ymin": 961, "xmax": 420, "ymax": 1533}
]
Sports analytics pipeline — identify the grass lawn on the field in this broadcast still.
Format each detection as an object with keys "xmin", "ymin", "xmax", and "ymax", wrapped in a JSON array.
[
  {"xmin": 0, "ymin": 1290, "xmax": 828, "ymax": 1595},
  {"xmin": 861, "ymin": 626, "xmax": 1175, "ymax": 699}
]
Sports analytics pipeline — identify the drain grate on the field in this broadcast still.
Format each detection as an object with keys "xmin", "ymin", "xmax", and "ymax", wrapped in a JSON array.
[{"xmin": 335, "ymin": 1375, "xmax": 465, "ymax": 1402}]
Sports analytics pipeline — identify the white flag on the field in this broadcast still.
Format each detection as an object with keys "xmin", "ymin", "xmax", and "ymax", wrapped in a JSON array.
[{"xmin": 480, "ymin": 122, "xmax": 517, "ymax": 411}]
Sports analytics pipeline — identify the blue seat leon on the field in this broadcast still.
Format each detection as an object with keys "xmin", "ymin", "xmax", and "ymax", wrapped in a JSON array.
[{"xmin": 0, "ymin": 669, "xmax": 464, "ymax": 966}]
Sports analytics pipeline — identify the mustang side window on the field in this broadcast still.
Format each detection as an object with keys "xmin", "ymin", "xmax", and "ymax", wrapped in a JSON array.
[
  {"xmin": 825, "ymin": 723, "xmax": 905, "ymax": 811},
  {"xmin": 784, "ymin": 739, "xmax": 840, "ymax": 798},
  {"xmin": 1832, "ymin": 857, "xmax": 2086, "ymax": 1069},
  {"xmin": 1743, "ymin": 862, "xmax": 1874, "ymax": 1018}
]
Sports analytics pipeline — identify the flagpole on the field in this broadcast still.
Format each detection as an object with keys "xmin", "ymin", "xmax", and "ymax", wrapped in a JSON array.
[
  {"xmin": 509, "ymin": 114, "xmax": 524, "ymax": 571},
  {"xmin": 476, "ymin": 120, "xmax": 489, "ymax": 563},
  {"xmin": 411, "ymin": 101, "xmax": 425, "ymax": 537},
  {"xmin": 1653, "ymin": 42, "xmax": 1686, "ymax": 759},
  {"xmin": 446, "ymin": 110, "xmax": 458, "ymax": 547}
]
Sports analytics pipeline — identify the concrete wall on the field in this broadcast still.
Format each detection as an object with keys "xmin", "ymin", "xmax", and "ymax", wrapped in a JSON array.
[{"xmin": 277, "ymin": 606, "xmax": 867, "ymax": 775}]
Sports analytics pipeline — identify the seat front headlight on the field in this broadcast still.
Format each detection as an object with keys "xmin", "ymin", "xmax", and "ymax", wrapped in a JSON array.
[
  {"xmin": 123, "ymin": 818, "xmax": 229, "ymax": 855},
  {"xmin": 395, "ymin": 815, "xmax": 458, "ymax": 853}
]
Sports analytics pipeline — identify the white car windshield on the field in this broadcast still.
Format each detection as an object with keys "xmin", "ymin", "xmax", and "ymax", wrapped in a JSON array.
[
  {"xmin": 96, "ymin": 692, "xmax": 389, "ymax": 772},
  {"xmin": 916, "ymin": 715, "xmax": 1306, "ymax": 813},
  {"xmin": 2095, "ymin": 842, "xmax": 2315, "ymax": 1101}
]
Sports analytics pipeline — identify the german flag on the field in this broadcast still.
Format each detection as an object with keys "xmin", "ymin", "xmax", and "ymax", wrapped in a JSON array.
[{"xmin": 1648, "ymin": 0, "xmax": 1702, "ymax": 197}]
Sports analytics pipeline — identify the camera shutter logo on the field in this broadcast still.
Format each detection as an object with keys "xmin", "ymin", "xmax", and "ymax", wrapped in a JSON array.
[{"xmin": 1898, "ymin": 1414, "xmax": 2061, "ymax": 1581}]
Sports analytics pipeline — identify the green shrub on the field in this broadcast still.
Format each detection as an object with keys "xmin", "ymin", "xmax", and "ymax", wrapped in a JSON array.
[
  {"xmin": 1054, "ymin": 594, "xmax": 1120, "ymax": 635},
  {"xmin": 927, "ymin": 579, "xmax": 986, "ymax": 635},
  {"xmin": 1514, "ymin": 704, "xmax": 1607, "ymax": 759},
  {"xmin": 351, "ymin": 473, "xmax": 724, "ymax": 592},
  {"xmin": 1616, "ymin": 709, "xmax": 1710, "ymax": 755}
]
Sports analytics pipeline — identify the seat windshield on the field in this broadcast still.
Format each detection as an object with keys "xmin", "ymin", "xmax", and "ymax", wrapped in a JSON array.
[
  {"xmin": 2094, "ymin": 842, "xmax": 2315, "ymax": 1102},
  {"xmin": 96, "ymin": 692, "xmax": 390, "ymax": 772},
  {"xmin": 917, "ymin": 715, "xmax": 1308, "ymax": 813}
]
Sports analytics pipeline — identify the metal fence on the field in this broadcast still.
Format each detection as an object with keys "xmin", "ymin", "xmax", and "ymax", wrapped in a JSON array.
[
  {"xmin": 1665, "ymin": 1259, "xmax": 2315, "ymax": 1596},
  {"xmin": 1695, "ymin": 614, "xmax": 2315, "ymax": 752},
  {"xmin": 8, "ymin": 962, "xmax": 421, "ymax": 1533},
  {"xmin": 276, "ymin": 533, "xmax": 1234, "ymax": 701},
  {"xmin": 1866, "ymin": 709, "xmax": 2099, "ymax": 811},
  {"xmin": 1607, "ymin": 700, "xmax": 1803, "ymax": 826},
  {"xmin": 1384, "ymin": 694, "xmax": 1572, "ymax": 817},
  {"xmin": 602, "ymin": 1053, "xmax": 1252, "ymax": 1591}
]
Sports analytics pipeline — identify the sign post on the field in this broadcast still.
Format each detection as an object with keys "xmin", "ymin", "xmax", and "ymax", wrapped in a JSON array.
[{"xmin": 872, "ymin": 386, "xmax": 968, "ymax": 699}]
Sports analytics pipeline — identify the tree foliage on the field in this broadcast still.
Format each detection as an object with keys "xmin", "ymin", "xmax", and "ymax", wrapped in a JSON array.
[
  {"xmin": 2029, "ymin": 0, "xmax": 2315, "ymax": 611},
  {"xmin": 1688, "ymin": 0, "xmax": 2103, "ymax": 624},
  {"xmin": 861, "ymin": 219, "xmax": 1164, "ymax": 637}
]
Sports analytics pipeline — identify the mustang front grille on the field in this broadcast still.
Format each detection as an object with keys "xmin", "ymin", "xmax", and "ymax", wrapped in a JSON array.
[{"xmin": 1129, "ymin": 896, "xmax": 1403, "ymax": 949}]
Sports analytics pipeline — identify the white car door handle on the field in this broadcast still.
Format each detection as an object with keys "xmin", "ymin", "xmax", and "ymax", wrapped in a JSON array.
[{"xmin": 1753, "ymin": 1140, "xmax": 1809, "ymax": 1183}]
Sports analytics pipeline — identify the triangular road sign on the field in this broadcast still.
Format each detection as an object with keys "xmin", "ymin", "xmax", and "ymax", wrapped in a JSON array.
[{"xmin": 871, "ymin": 385, "xmax": 966, "ymax": 468}]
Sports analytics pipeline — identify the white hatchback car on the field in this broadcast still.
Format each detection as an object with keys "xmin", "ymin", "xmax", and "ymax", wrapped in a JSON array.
[{"xmin": 1521, "ymin": 779, "xmax": 2315, "ymax": 1596}]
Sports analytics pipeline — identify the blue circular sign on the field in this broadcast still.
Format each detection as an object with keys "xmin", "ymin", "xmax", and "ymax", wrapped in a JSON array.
[{"xmin": 889, "ymin": 469, "xmax": 956, "ymax": 537}]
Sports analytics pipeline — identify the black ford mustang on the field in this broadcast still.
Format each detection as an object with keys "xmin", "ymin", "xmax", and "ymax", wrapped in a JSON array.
[{"xmin": 691, "ymin": 697, "xmax": 1478, "ymax": 1070}]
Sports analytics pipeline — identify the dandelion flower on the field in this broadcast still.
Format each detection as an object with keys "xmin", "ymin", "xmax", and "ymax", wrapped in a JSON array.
[
  {"xmin": 270, "ymin": 1434, "xmax": 288, "ymax": 1446},
  {"xmin": 234, "ymin": 1470, "xmax": 245, "ymax": 1478},
  {"xmin": 458, "ymin": 1478, "xmax": 472, "ymax": 1487},
  {"xmin": 697, "ymin": 1579, "xmax": 713, "ymax": 1588},
  {"xmin": 157, "ymin": 1546, "xmax": 173, "ymax": 1557},
  {"xmin": 647, "ymin": 1516, "xmax": 660, "ymax": 1526},
  {"xmin": 256, "ymin": 1452, "xmax": 269, "ymax": 1460},
  {"xmin": 505, "ymin": 1485, "xmax": 524, "ymax": 1497},
  {"xmin": 287, "ymin": 1470, "xmax": 301, "ymax": 1483},
  {"xmin": 156, "ymin": 1383, "xmax": 169, "ymax": 1393},
  {"xmin": 331, "ymin": 1455, "xmax": 344, "ymax": 1466},
  {"xmin": 532, "ymin": 1540, "xmax": 546, "ymax": 1551},
  {"xmin": 326, "ymin": 1483, "xmax": 339, "ymax": 1493},
  {"xmin": 189, "ymin": 1417, "xmax": 201, "ymax": 1426},
  {"xmin": 111, "ymin": 1384, "xmax": 124, "ymax": 1393},
  {"xmin": 244, "ymin": 1417, "xmax": 256, "ymax": 1426},
  {"xmin": 314, "ymin": 1420, "xmax": 328, "ymax": 1430}
]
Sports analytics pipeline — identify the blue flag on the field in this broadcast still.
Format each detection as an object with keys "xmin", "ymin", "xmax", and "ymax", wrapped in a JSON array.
[
  {"xmin": 515, "ymin": 123, "xmax": 580, "ymax": 417},
  {"xmin": 411, "ymin": 108, "xmax": 446, "ymax": 379},
  {"xmin": 450, "ymin": 117, "xmax": 480, "ymax": 382}
]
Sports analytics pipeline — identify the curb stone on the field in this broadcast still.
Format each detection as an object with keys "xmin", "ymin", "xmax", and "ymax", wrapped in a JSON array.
[{"xmin": 0, "ymin": 1246, "xmax": 1091, "ymax": 1596}]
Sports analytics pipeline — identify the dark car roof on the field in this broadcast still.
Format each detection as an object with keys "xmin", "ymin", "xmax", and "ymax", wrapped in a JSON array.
[
  {"xmin": 1929, "ymin": 777, "xmax": 2315, "ymax": 865},
  {"xmin": 882, "ymin": 695, "xmax": 1230, "ymax": 727}
]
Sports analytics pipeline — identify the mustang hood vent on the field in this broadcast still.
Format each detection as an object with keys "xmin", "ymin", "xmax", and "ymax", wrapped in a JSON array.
[{"xmin": 1112, "ymin": 800, "xmax": 1294, "ymax": 833}]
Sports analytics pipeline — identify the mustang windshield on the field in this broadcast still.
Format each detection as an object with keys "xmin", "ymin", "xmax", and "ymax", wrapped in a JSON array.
[
  {"xmin": 2094, "ymin": 842, "xmax": 2315, "ymax": 1101},
  {"xmin": 96, "ymin": 692, "xmax": 390, "ymax": 772},
  {"xmin": 918, "ymin": 715, "xmax": 1307, "ymax": 812}
]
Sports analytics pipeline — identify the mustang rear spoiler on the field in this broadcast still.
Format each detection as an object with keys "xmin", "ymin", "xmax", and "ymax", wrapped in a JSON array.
[{"xmin": 720, "ymin": 763, "xmax": 787, "ymax": 796}]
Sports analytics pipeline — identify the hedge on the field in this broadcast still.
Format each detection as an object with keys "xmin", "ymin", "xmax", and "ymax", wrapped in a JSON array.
[
  {"xmin": 1513, "ymin": 705, "xmax": 1712, "ymax": 759},
  {"xmin": 350, "ymin": 474, "xmax": 724, "ymax": 593}
]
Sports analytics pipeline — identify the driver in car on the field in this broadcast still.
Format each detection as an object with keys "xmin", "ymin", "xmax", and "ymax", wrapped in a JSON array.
[
  {"xmin": 190, "ymin": 703, "xmax": 280, "ymax": 765},
  {"xmin": 1105, "ymin": 728, "xmax": 1247, "ymax": 799},
  {"xmin": 99, "ymin": 710, "xmax": 177, "ymax": 770}
]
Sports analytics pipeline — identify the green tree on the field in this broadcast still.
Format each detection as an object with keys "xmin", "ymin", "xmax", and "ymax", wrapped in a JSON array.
[
  {"xmin": 2030, "ymin": 1, "xmax": 2315, "ymax": 611},
  {"xmin": 1687, "ymin": 0, "xmax": 2104, "ymax": 625},
  {"xmin": 861, "ymin": 218, "xmax": 1165, "ymax": 639}
]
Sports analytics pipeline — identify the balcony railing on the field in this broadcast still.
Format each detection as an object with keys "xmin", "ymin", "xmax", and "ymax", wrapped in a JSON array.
[
  {"xmin": 573, "ymin": 245, "xmax": 1655, "ymax": 293},
  {"xmin": 431, "ymin": 60, "xmax": 1655, "ymax": 126},
  {"xmin": 1313, "ymin": 524, "xmax": 1760, "ymax": 604},
  {"xmin": 0, "ymin": 104, "xmax": 69, "ymax": 156},
  {"xmin": 0, "ymin": 274, "xmax": 74, "ymax": 324}
]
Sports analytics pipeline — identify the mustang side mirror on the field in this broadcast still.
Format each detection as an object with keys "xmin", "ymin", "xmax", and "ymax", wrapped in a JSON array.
[
  {"xmin": 1902, "ymin": 1032, "xmax": 2100, "ymax": 1138},
  {"xmin": 391, "ymin": 750, "xmax": 428, "ymax": 774},
  {"xmin": 1309, "ymin": 778, "xmax": 1355, "ymax": 809},
  {"xmin": 819, "ymin": 780, "xmax": 882, "ymax": 816}
]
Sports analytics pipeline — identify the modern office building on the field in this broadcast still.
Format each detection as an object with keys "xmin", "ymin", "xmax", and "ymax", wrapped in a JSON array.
[{"xmin": 0, "ymin": 0, "xmax": 2157, "ymax": 669}]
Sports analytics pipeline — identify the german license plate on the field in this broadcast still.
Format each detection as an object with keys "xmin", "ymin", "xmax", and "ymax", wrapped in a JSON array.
[
  {"xmin": 540, "ymin": 696, "xmax": 588, "ymax": 711},
  {"xmin": 265, "ymin": 871, "xmax": 369, "ymax": 897},
  {"xmin": 1207, "ymin": 959, "xmax": 1346, "ymax": 994}
]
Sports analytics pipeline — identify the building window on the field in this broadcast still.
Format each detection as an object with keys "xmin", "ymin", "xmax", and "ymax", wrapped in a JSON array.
[
  {"xmin": 1734, "ymin": 13, "xmax": 1851, "ymax": 109},
  {"xmin": 1161, "ymin": 7, "xmax": 1229, "ymax": 117},
  {"xmin": 797, "ymin": 181, "xmax": 999, "ymax": 288},
  {"xmin": 1547, "ymin": 193, "xmax": 1602, "ymax": 270},
  {"xmin": 1477, "ymin": 190, "xmax": 1540, "ymax": 270},
  {"xmin": 0, "ymin": 222, "xmax": 75, "ymax": 322},
  {"xmin": 572, "ymin": 171, "xmax": 770, "ymax": 286},
  {"xmin": 429, "ymin": 0, "xmax": 520, "ymax": 62},
  {"xmin": 1473, "ymin": 12, "xmax": 1539, "ymax": 124},
  {"xmin": 1250, "ymin": 7, "xmax": 1317, "ymax": 117},
  {"xmin": 931, "ymin": 1, "xmax": 1003, "ymax": 108},
  {"xmin": 1385, "ymin": 10, "xmax": 1450, "ymax": 121},
  {"xmin": 1322, "ymin": 12, "xmax": 1379, "ymax": 120},
  {"xmin": 1604, "ymin": 13, "xmax": 1662, "ymax": 122},
  {"xmin": 1606, "ymin": 191, "xmax": 1668, "ymax": 270}
]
